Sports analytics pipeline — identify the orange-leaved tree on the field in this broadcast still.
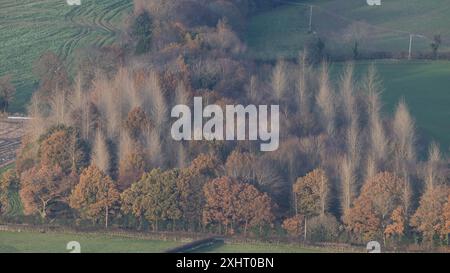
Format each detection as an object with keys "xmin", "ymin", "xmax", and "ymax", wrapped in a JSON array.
[
  {"xmin": 203, "ymin": 176, "xmax": 274, "ymax": 235},
  {"xmin": 70, "ymin": 165, "xmax": 120, "ymax": 228},
  {"xmin": 410, "ymin": 185, "xmax": 449, "ymax": 243},
  {"xmin": 38, "ymin": 125, "xmax": 89, "ymax": 174},
  {"xmin": 282, "ymin": 214, "xmax": 304, "ymax": 237},
  {"xmin": 443, "ymin": 194, "xmax": 450, "ymax": 238},
  {"xmin": 20, "ymin": 164, "xmax": 70, "ymax": 220},
  {"xmin": 384, "ymin": 206, "xmax": 406, "ymax": 241},
  {"xmin": 118, "ymin": 146, "xmax": 147, "ymax": 191},
  {"xmin": 344, "ymin": 172, "xmax": 406, "ymax": 244},
  {"xmin": 177, "ymin": 153, "xmax": 220, "ymax": 231},
  {"xmin": 124, "ymin": 106, "xmax": 151, "ymax": 141}
]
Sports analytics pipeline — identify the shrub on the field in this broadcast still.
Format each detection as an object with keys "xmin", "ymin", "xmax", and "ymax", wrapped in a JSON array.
[{"xmin": 308, "ymin": 214, "xmax": 340, "ymax": 242}]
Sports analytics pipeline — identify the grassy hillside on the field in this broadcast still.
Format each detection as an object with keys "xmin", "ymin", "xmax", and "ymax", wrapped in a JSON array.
[
  {"xmin": 247, "ymin": 1, "xmax": 450, "ymax": 152},
  {"xmin": 247, "ymin": 0, "xmax": 450, "ymax": 60},
  {"xmin": 0, "ymin": 0, "xmax": 133, "ymax": 113},
  {"xmin": 330, "ymin": 61, "xmax": 450, "ymax": 153},
  {"xmin": 0, "ymin": 231, "xmax": 182, "ymax": 253}
]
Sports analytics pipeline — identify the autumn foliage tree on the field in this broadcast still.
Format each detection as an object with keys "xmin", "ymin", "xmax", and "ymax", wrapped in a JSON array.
[
  {"xmin": 384, "ymin": 206, "xmax": 406, "ymax": 242},
  {"xmin": 203, "ymin": 177, "xmax": 274, "ymax": 235},
  {"xmin": 293, "ymin": 169, "xmax": 329, "ymax": 217},
  {"xmin": 20, "ymin": 165, "xmax": 70, "ymax": 220},
  {"xmin": 124, "ymin": 107, "xmax": 150, "ymax": 141},
  {"xmin": 411, "ymin": 185, "xmax": 449, "ymax": 243},
  {"xmin": 282, "ymin": 215, "xmax": 304, "ymax": 237},
  {"xmin": 38, "ymin": 126, "xmax": 89, "ymax": 174},
  {"xmin": 177, "ymin": 154, "xmax": 220, "ymax": 231},
  {"xmin": 69, "ymin": 165, "xmax": 120, "ymax": 228},
  {"xmin": 344, "ymin": 172, "xmax": 406, "ymax": 244},
  {"xmin": 121, "ymin": 169, "xmax": 181, "ymax": 231},
  {"xmin": 443, "ymin": 195, "xmax": 450, "ymax": 239},
  {"xmin": 118, "ymin": 147, "xmax": 147, "ymax": 191}
]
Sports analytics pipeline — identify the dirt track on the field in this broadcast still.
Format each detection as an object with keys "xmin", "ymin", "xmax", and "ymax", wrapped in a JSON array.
[{"xmin": 0, "ymin": 119, "xmax": 25, "ymax": 168}]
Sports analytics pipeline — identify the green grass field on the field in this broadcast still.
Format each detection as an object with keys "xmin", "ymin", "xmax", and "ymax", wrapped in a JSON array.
[
  {"xmin": 0, "ymin": 0, "xmax": 133, "ymax": 112},
  {"xmin": 246, "ymin": 1, "xmax": 450, "ymax": 153},
  {"xmin": 246, "ymin": 0, "xmax": 450, "ymax": 60},
  {"xmin": 0, "ymin": 231, "xmax": 334, "ymax": 253},
  {"xmin": 0, "ymin": 231, "xmax": 183, "ymax": 253},
  {"xmin": 193, "ymin": 242, "xmax": 328, "ymax": 253},
  {"xmin": 0, "ymin": 164, "xmax": 23, "ymax": 217},
  {"xmin": 331, "ymin": 60, "xmax": 450, "ymax": 153}
]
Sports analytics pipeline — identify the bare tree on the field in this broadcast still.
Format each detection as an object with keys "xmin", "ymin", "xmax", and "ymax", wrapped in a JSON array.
[
  {"xmin": 26, "ymin": 93, "xmax": 47, "ymax": 141},
  {"xmin": 94, "ymin": 74, "xmax": 122, "ymax": 139},
  {"xmin": 175, "ymin": 81, "xmax": 190, "ymax": 106},
  {"xmin": 392, "ymin": 99, "xmax": 416, "ymax": 169},
  {"xmin": 176, "ymin": 142, "xmax": 187, "ymax": 169},
  {"xmin": 347, "ymin": 119, "xmax": 360, "ymax": 165},
  {"xmin": 365, "ymin": 65, "xmax": 387, "ymax": 178},
  {"xmin": 143, "ymin": 71, "xmax": 168, "ymax": 134},
  {"xmin": 271, "ymin": 59, "xmax": 288, "ymax": 103},
  {"xmin": 365, "ymin": 155, "xmax": 377, "ymax": 182},
  {"xmin": 339, "ymin": 63, "xmax": 357, "ymax": 124},
  {"xmin": 49, "ymin": 89, "xmax": 69, "ymax": 125},
  {"xmin": 423, "ymin": 142, "xmax": 444, "ymax": 191},
  {"xmin": 340, "ymin": 115, "xmax": 360, "ymax": 214},
  {"xmin": 145, "ymin": 129, "xmax": 165, "ymax": 169},
  {"xmin": 319, "ymin": 169, "xmax": 330, "ymax": 217},
  {"xmin": 72, "ymin": 74, "xmax": 92, "ymax": 140},
  {"xmin": 392, "ymin": 99, "xmax": 416, "ymax": 213},
  {"xmin": 247, "ymin": 75, "xmax": 258, "ymax": 103},
  {"xmin": 316, "ymin": 62, "xmax": 335, "ymax": 135},
  {"xmin": 339, "ymin": 155, "xmax": 356, "ymax": 215},
  {"xmin": 92, "ymin": 130, "xmax": 110, "ymax": 174},
  {"xmin": 297, "ymin": 50, "xmax": 313, "ymax": 129}
]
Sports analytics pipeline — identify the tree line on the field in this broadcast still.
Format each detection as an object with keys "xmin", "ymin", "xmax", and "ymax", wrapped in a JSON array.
[{"xmin": 0, "ymin": 0, "xmax": 449, "ymax": 249}]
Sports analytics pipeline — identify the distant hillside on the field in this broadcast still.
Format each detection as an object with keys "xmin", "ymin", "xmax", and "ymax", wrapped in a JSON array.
[
  {"xmin": 0, "ymin": 0, "xmax": 132, "ymax": 112},
  {"xmin": 246, "ymin": 0, "xmax": 450, "ymax": 60}
]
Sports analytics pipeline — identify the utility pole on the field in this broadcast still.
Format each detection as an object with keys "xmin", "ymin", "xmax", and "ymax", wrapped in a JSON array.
[
  {"xmin": 408, "ymin": 34, "xmax": 413, "ymax": 60},
  {"xmin": 308, "ymin": 5, "xmax": 313, "ymax": 33}
]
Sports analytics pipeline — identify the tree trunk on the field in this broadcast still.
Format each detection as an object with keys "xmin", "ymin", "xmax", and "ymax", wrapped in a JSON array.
[
  {"xmin": 41, "ymin": 201, "xmax": 47, "ymax": 221},
  {"xmin": 139, "ymin": 214, "xmax": 144, "ymax": 230},
  {"xmin": 105, "ymin": 205, "xmax": 109, "ymax": 229},
  {"xmin": 294, "ymin": 193, "xmax": 298, "ymax": 215},
  {"xmin": 304, "ymin": 217, "xmax": 308, "ymax": 242}
]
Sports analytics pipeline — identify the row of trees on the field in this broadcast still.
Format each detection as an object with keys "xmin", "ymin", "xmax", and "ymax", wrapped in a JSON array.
[
  {"xmin": 4, "ymin": 130, "xmax": 274, "ymax": 234},
  {"xmin": 5, "ymin": 130, "xmax": 449, "ymax": 245},
  {"xmin": 7, "ymin": 51, "xmax": 448, "ymax": 246},
  {"xmin": 0, "ymin": 0, "xmax": 448, "ymax": 249},
  {"xmin": 282, "ymin": 169, "xmax": 450, "ymax": 245}
]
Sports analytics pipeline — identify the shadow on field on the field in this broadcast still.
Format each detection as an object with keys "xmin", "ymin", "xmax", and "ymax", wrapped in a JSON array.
[{"xmin": 165, "ymin": 237, "xmax": 225, "ymax": 253}]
